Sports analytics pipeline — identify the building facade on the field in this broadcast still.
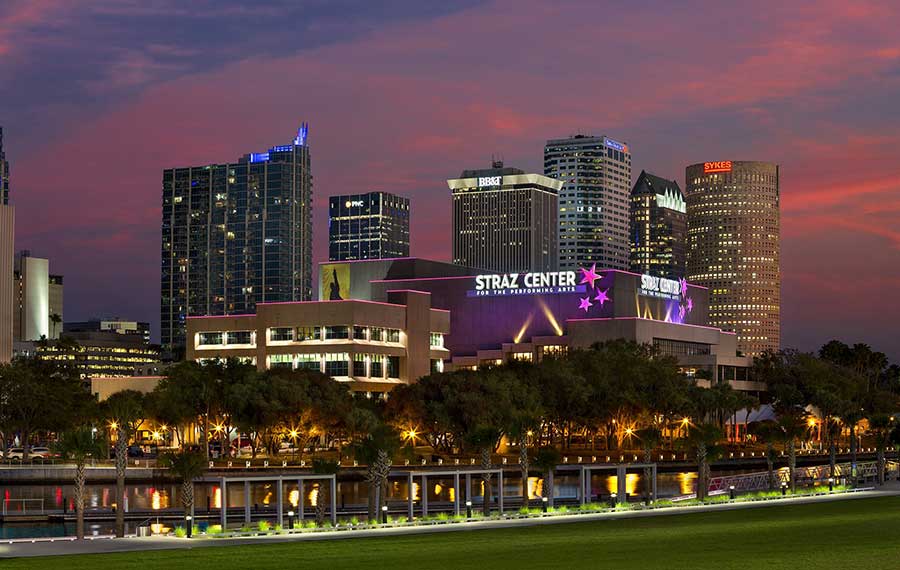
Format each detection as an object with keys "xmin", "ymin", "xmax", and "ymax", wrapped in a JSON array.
[
  {"xmin": 630, "ymin": 171, "xmax": 687, "ymax": 279},
  {"xmin": 449, "ymin": 161, "xmax": 561, "ymax": 274},
  {"xmin": 1, "ymin": 127, "xmax": 8, "ymax": 205},
  {"xmin": 323, "ymin": 258, "xmax": 757, "ymax": 390},
  {"xmin": 328, "ymin": 191, "xmax": 409, "ymax": 261},
  {"xmin": 37, "ymin": 331, "xmax": 161, "ymax": 378},
  {"xmin": 544, "ymin": 135, "xmax": 632, "ymax": 271},
  {"xmin": 186, "ymin": 290, "xmax": 450, "ymax": 394},
  {"xmin": 0, "ymin": 205, "xmax": 12, "ymax": 362},
  {"xmin": 65, "ymin": 318, "xmax": 151, "ymax": 345},
  {"xmin": 161, "ymin": 125, "xmax": 313, "ymax": 355},
  {"xmin": 685, "ymin": 160, "xmax": 780, "ymax": 357},
  {"xmin": 13, "ymin": 251, "xmax": 64, "ymax": 341},
  {"xmin": 0, "ymin": 128, "xmax": 12, "ymax": 361}
]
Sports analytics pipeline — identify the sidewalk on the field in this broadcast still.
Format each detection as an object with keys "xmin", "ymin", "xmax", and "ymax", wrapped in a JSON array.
[{"xmin": 2, "ymin": 487, "xmax": 899, "ymax": 559}]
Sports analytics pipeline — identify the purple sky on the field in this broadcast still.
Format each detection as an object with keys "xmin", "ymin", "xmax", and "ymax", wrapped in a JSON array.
[{"xmin": 2, "ymin": 1, "xmax": 899, "ymax": 359}]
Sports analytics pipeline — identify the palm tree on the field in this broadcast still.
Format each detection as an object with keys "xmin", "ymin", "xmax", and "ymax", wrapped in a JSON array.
[
  {"xmin": 102, "ymin": 390, "xmax": 146, "ymax": 537},
  {"xmin": 867, "ymin": 414, "xmax": 894, "ymax": 485},
  {"xmin": 533, "ymin": 447, "xmax": 561, "ymax": 507},
  {"xmin": 776, "ymin": 413, "xmax": 808, "ymax": 492},
  {"xmin": 55, "ymin": 427, "xmax": 106, "ymax": 540},
  {"xmin": 312, "ymin": 458, "xmax": 340, "ymax": 527},
  {"xmin": 682, "ymin": 423, "xmax": 723, "ymax": 501},
  {"xmin": 49, "ymin": 313, "xmax": 62, "ymax": 339},
  {"xmin": 748, "ymin": 420, "xmax": 780, "ymax": 490},
  {"xmin": 635, "ymin": 426, "xmax": 661, "ymax": 502},
  {"xmin": 160, "ymin": 450, "xmax": 207, "ymax": 526}
]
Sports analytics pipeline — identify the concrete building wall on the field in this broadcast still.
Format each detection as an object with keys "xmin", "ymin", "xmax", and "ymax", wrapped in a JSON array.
[
  {"xmin": 0, "ymin": 205, "xmax": 13, "ymax": 362},
  {"xmin": 18, "ymin": 254, "xmax": 49, "ymax": 341},
  {"xmin": 186, "ymin": 296, "xmax": 450, "ymax": 392}
]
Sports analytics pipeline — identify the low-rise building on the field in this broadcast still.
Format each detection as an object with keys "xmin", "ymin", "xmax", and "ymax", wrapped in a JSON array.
[{"xmin": 186, "ymin": 290, "xmax": 450, "ymax": 394}]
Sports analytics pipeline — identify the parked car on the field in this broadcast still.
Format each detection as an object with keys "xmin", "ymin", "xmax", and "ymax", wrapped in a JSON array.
[{"xmin": 5, "ymin": 447, "xmax": 49, "ymax": 460}]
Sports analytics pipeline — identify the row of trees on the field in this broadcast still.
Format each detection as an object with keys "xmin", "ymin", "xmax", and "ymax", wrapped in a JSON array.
[{"xmin": 2, "ymin": 339, "xmax": 898, "ymax": 536}]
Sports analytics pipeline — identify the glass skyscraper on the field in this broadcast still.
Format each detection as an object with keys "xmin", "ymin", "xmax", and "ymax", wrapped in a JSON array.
[
  {"xmin": 0, "ymin": 127, "xmax": 9, "ymax": 205},
  {"xmin": 328, "ymin": 191, "xmax": 410, "ymax": 261},
  {"xmin": 629, "ymin": 171, "xmax": 687, "ymax": 279},
  {"xmin": 161, "ymin": 125, "xmax": 313, "ymax": 354},
  {"xmin": 544, "ymin": 135, "xmax": 632, "ymax": 271}
]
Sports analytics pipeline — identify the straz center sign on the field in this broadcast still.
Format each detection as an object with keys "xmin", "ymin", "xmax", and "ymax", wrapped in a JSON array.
[
  {"xmin": 639, "ymin": 274, "xmax": 682, "ymax": 301},
  {"xmin": 469, "ymin": 271, "xmax": 584, "ymax": 297}
]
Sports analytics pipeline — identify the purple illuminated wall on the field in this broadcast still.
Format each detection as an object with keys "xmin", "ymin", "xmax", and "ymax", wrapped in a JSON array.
[{"xmin": 371, "ymin": 268, "xmax": 708, "ymax": 357}]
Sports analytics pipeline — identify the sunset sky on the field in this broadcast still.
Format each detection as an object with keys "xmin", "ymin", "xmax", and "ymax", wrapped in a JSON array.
[{"xmin": 2, "ymin": 1, "xmax": 899, "ymax": 359}]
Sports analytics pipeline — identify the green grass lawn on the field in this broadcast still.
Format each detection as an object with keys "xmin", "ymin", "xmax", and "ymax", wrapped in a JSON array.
[{"xmin": 7, "ymin": 497, "xmax": 900, "ymax": 569}]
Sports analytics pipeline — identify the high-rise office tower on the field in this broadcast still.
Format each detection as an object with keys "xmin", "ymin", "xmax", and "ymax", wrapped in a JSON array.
[
  {"xmin": 449, "ymin": 161, "xmax": 561, "ymax": 273},
  {"xmin": 685, "ymin": 160, "xmax": 780, "ymax": 357},
  {"xmin": 13, "ymin": 251, "xmax": 64, "ymax": 341},
  {"xmin": 328, "ymin": 191, "xmax": 410, "ymax": 261},
  {"xmin": 161, "ymin": 124, "xmax": 313, "ymax": 354},
  {"xmin": 0, "ymin": 127, "xmax": 9, "ymax": 205},
  {"xmin": 629, "ymin": 171, "xmax": 687, "ymax": 279},
  {"xmin": 0, "ymin": 127, "xmax": 13, "ymax": 361},
  {"xmin": 544, "ymin": 135, "xmax": 632, "ymax": 271}
]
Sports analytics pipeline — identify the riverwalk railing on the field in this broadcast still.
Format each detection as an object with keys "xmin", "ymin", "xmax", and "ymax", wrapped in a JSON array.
[
  {"xmin": 2, "ymin": 498, "xmax": 45, "ymax": 516},
  {"xmin": 707, "ymin": 461, "xmax": 899, "ymax": 495}
]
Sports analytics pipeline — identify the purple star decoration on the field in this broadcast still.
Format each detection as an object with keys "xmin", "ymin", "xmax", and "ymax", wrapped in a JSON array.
[
  {"xmin": 686, "ymin": 297, "xmax": 693, "ymax": 312},
  {"xmin": 679, "ymin": 278, "xmax": 688, "ymax": 298},
  {"xmin": 579, "ymin": 263, "xmax": 601, "ymax": 289},
  {"xmin": 594, "ymin": 288, "xmax": 610, "ymax": 306},
  {"xmin": 578, "ymin": 296, "xmax": 593, "ymax": 312}
]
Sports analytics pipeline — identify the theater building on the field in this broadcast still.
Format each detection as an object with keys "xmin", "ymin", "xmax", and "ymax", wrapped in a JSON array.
[
  {"xmin": 316, "ymin": 259, "xmax": 760, "ymax": 391},
  {"xmin": 186, "ymin": 290, "xmax": 450, "ymax": 394}
]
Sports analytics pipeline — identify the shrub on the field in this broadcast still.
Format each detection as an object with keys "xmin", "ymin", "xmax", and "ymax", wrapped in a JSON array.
[
  {"xmin": 192, "ymin": 525, "xmax": 201, "ymax": 536},
  {"xmin": 394, "ymin": 516, "xmax": 408, "ymax": 524},
  {"xmin": 349, "ymin": 516, "xmax": 360, "ymax": 526},
  {"xmin": 274, "ymin": 524, "xmax": 283, "ymax": 532},
  {"xmin": 257, "ymin": 520, "xmax": 271, "ymax": 532},
  {"xmin": 206, "ymin": 524, "xmax": 223, "ymax": 535},
  {"xmin": 240, "ymin": 525, "xmax": 253, "ymax": 533},
  {"xmin": 303, "ymin": 520, "xmax": 317, "ymax": 529},
  {"xmin": 436, "ymin": 512, "xmax": 450, "ymax": 521},
  {"xmin": 174, "ymin": 526, "xmax": 187, "ymax": 538},
  {"xmin": 652, "ymin": 499, "xmax": 674, "ymax": 508}
]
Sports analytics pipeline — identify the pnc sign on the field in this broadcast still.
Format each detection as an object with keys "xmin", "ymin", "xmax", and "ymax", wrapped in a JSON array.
[
  {"xmin": 344, "ymin": 200, "xmax": 365, "ymax": 207},
  {"xmin": 703, "ymin": 160, "xmax": 732, "ymax": 173},
  {"xmin": 470, "ymin": 271, "xmax": 582, "ymax": 297}
]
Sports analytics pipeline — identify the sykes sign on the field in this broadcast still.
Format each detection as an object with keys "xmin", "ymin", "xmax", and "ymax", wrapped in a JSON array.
[
  {"xmin": 703, "ymin": 160, "xmax": 732, "ymax": 173},
  {"xmin": 469, "ymin": 271, "xmax": 583, "ymax": 297}
]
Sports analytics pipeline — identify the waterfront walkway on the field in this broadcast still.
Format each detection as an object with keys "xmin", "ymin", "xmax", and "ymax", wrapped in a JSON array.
[{"xmin": 3, "ymin": 485, "xmax": 899, "ymax": 559}]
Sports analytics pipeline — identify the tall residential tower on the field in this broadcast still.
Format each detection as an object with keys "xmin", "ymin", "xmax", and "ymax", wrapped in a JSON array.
[
  {"xmin": 685, "ymin": 160, "xmax": 780, "ymax": 357},
  {"xmin": 629, "ymin": 171, "xmax": 687, "ymax": 279},
  {"xmin": 544, "ymin": 135, "xmax": 632, "ymax": 271},
  {"xmin": 449, "ymin": 161, "xmax": 561, "ymax": 273},
  {"xmin": 328, "ymin": 191, "xmax": 410, "ymax": 261},
  {"xmin": 161, "ymin": 125, "xmax": 313, "ymax": 354}
]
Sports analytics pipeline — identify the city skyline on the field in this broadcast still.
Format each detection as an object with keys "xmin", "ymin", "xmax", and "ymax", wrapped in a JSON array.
[{"xmin": 2, "ymin": 1, "xmax": 899, "ymax": 360}]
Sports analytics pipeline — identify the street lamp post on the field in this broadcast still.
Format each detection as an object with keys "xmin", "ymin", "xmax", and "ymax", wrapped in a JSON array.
[
  {"xmin": 541, "ymin": 496, "xmax": 548, "ymax": 513},
  {"xmin": 185, "ymin": 515, "xmax": 193, "ymax": 538},
  {"xmin": 729, "ymin": 485, "xmax": 735, "ymax": 501},
  {"xmin": 287, "ymin": 510, "xmax": 295, "ymax": 530},
  {"xmin": 381, "ymin": 505, "xmax": 388, "ymax": 524},
  {"xmin": 781, "ymin": 482, "xmax": 787, "ymax": 496},
  {"xmin": 828, "ymin": 477, "xmax": 834, "ymax": 492},
  {"xmin": 609, "ymin": 492, "xmax": 617, "ymax": 509},
  {"xmin": 465, "ymin": 500, "xmax": 472, "ymax": 519}
]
